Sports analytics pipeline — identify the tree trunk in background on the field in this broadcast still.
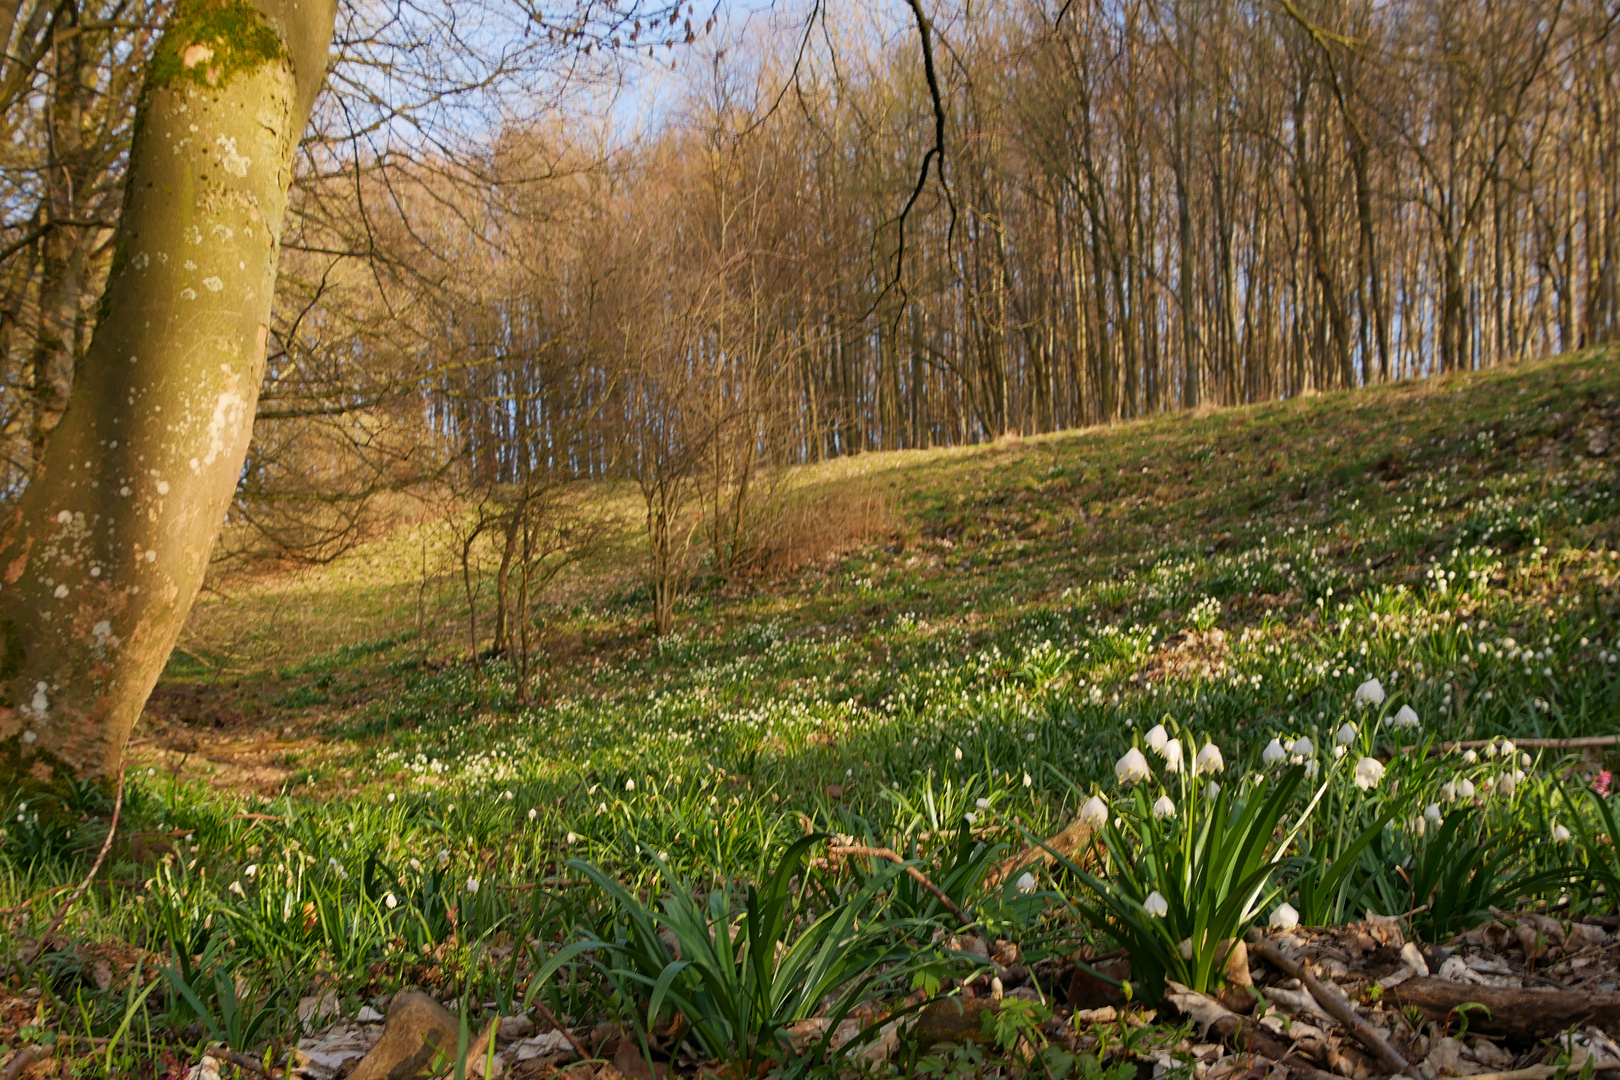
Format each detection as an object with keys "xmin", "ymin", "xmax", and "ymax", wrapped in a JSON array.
[{"xmin": 0, "ymin": 0, "xmax": 335, "ymax": 788}]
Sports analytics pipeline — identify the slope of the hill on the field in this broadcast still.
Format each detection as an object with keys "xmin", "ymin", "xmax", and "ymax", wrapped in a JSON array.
[{"xmin": 141, "ymin": 347, "xmax": 1619, "ymax": 795}]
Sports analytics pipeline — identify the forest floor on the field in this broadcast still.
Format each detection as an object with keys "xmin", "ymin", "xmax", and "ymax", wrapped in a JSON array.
[{"xmin": 4, "ymin": 347, "xmax": 1620, "ymax": 1080}]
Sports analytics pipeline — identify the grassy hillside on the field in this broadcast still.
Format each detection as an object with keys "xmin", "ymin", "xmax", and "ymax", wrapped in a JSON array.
[
  {"xmin": 147, "ymin": 347, "xmax": 1620, "ymax": 796},
  {"xmin": 4, "ymin": 347, "xmax": 1620, "ymax": 1075}
]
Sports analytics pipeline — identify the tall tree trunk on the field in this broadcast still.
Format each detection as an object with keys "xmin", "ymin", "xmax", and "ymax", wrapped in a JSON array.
[{"xmin": 0, "ymin": 0, "xmax": 336, "ymax": 789}]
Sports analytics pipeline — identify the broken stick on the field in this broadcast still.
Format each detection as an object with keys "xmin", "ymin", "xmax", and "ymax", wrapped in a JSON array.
[{"xmin": 1249, "ymin": 936, "xmax": 1414, "ymax": 1077}]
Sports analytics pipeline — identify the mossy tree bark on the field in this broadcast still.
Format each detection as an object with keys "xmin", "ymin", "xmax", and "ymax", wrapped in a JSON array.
[{"xmin": 0, "ymin": 0, "xmax": 336, "ymax": 790}]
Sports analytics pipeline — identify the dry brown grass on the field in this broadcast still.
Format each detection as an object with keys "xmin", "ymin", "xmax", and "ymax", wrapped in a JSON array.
[{"xmin": 759, "ymin": 473, "xmax": 899, "ymax": 575}]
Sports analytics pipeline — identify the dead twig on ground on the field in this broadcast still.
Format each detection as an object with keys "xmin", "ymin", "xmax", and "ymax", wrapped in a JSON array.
[
  {"xmin": 1249, "ymin": 936, "xmax": 1413, "ymax": 1076},
  {"xmin": 22, "ymin": 765, "xmax": 127, "ymax": 967},
  {"xmin": 828, "ymin": 845, "xmax": 974, "ymax": 928}
]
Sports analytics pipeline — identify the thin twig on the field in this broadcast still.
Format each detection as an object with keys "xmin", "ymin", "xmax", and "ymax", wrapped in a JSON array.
[
  {"xmin": 23, "ymin": 765, "xmax": 127, "ymax": 966},
  {"xmin": 1463, "ymin": 1066, "xmax": 1620, "ymax": 1080},
  {"xmin": 1249, "ymin": 936, "xmax": 1412, "ymax": 1076},
  {"xmin": 828, "ymin": 845, "xmax": 974, "ymax": 929},
  {"xmin": 1392, "ymin": 735, "xmax": 1620, "ymax": 755},
  {"xmin": 0, "ymin": 1045, "xmax": 52, "ymax": 1080},
  {"xmin": 530, "ymin": 1001, "xmax": 591, "ymax": 1062}
]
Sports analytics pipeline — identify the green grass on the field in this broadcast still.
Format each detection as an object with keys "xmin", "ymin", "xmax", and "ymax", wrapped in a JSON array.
[{"xmin": 4, "ymin": 348, "xmax": 1620, "ymax": 1073}]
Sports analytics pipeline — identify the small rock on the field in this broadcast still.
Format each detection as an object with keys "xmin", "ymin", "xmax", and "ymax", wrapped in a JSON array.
[{"xmin": 348, "ymin": 991, "xmax": 461, "ymax": 1080}]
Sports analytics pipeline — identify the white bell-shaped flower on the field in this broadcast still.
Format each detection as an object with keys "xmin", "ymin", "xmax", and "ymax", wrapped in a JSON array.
[
  {"xmin": 1194, "ymin": 742, "xmax": 1225, "ymax": 775},
  {"xmin": 1353, "ymin": 757, "xmax": 1385, "ymax": 790},
  {"xmin": 1017, "ymin": 872, "xmax": 1037, "ymax": 892},
  {"xmin": 1355, "ymin": 678, "xmax": 1386, "ymax": 706},
  {"xmin": 1116, "ymin": 747, "xmax": 1152, "ymax": 785},
  {"xmin": 1423, "ymin": 803, "xmax": 1442, "ymax": 825},
  {"xmin": 1080, "ymin": 795, "xmax": 1109, "ymax": 828},
  {"xmin": 1143, "ymin": 891, "xmax": 1168, "ymax": 917},
  {"xmin": 1393, "ymin": 705, "xmax": 1420, "ymax": 728},
  {"xmin": 1145, "ymin": 724, "xmax": 1170, "ymax": 753},
  {"xmin": 1336, "ymin": 722, "xmax": 1358, "ymax": 746},
  {"xmin": 1270, "ymin": 902, "xmax": 1299, "ymax": 930},
  {"xmin": 1456, "ymin": 778, "xmax": 1476, "ymax": 799},
  {"xmin": 1289, "ymin": 736, "xmax": 1314, "ymax": 758},
  {"xmin": 1262, "ymin": 738, "xmax": 1286, "ymax": 766},
  {"xmin": 1553, "ymin": 823, "xmax": 1571, "ymax": 842},
  {"xmin": 1152, "ymin": 794, "xmax": 1176, "ymax": 818},
  {"xmin": 1162, "ymin": 738, "xmax": 1184, "ymax": 769}
]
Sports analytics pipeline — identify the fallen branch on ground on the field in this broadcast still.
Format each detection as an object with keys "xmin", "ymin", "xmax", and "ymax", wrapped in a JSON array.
[
  {"xmin": 1384, "ymin": 978, "xmax": 1620, "ymax": 1041},
  {"xmin": 1249, "ymin": 936, "xmax": 1413, "ymax": 1076}
]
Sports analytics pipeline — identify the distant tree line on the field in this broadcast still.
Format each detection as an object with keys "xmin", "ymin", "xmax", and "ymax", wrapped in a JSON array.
[{"xmin": 2, "ymin": 0, "xmax": 1616, "ymax": 571}]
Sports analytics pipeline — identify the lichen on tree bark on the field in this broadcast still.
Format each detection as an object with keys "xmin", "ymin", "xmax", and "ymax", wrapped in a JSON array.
[{"xmin": 0, "ymin": 0, "xmax": 335, "ymax": 796}]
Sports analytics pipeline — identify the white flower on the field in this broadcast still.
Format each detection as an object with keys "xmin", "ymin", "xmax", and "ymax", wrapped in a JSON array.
[
  {"xmin": 1334, "ymin": 745, "xmax": 1347, "ymax": 759},
  {"xmin": 228, "ymin": 881, "xmax": 245, "ymax": 897},
  {"xmin": 1116, "ymin": 748, "xmax": 1152, "ymax": 785},
  {"xmin": 625, "ymin": 779, "xmax": 636, "ymax": 791},
  {"xmin": 1262, "ymin": 738, "xmax": 1286, "ymax": 766},
  {"xmin": 954, "ymin": 747, "xmax": 963, "ymax": 761},
  {"xmin": 528, "ymin": 808, "xmax": 538, "ymax": 821},
  {"xmin": 1016, "ymin": 872, "xmax": 1037, "ymax": 893},
  {"xmin": 1462, "ymin": 749, "xmax": 1478, "ymax": 763},
  {"xmin": 1080, "ymin": 795, "xmax": 1109, "ymax": 828},
  {"xmin": 1178, "ymin": 937, "xmax": 1194, "ymax": 958},
  {"xmin": 1145, "ymin": 724, "xmax": 1169, "ymax": 753},
  {"xmin": 565, "ymin": 832, "xmax": 577, "ymax": 844},
  {"xmin": 1521, "ymin": 753, "xmax": 1533, "ymax": 768},
  {"xmin": 1440, "ymin": 781, "xmax": 1456, "ymax": 801},
  {"xmin": 387, "ymin": 793, "xmax": 396, "ymax": 803},
  {"xmin": 1289, "ymin": 736, "xmax": 1314, "ymax": 758},
  {"xmin": 243, "ymin": 864, "xmax": 258, "ymax": 879},
  {"xmin": 1303, "ymin": 759, "xmax": 1319, "ymax": 778},
  {"xmin": 1353, "ymin": 757, "xmax": 1385, "ymax": 790},
  {"xmin": 964, "ymin": 812, "xmax": 977, "ymax": 825},
  {"xmin": 1023, "ymin": 773, "xmax": 1033, "ymax": 788},
  {"xmin": 1270, "ymin": 902, "xmax": 1300, "ymax": 930},
  {"xmin": 1456, "ymin": 778, "xmax": 1476, "ymax": 799},
  {"xmin": 466, "ymin": 877, "xmax": 480, "ymax": 894},
  {"xmin": 503, "ymin": 790, "xmax": 514, "ymax": 801},
  {"xmin": 1500, "ymin": 740, "xmax": 1516, "ymax": 757},
  {"xmin": 976, "ymin": 798, "xmax": 990, "ymax": 809},
  {"xmin": 1553, "ymin": 824, "xmax": 1571, "ymax": 842},
  {"xmin": 596, "ymin": 803, "xmax": 608, "ymax": 814},
  {"xmin": 1355, "ymin": 678, "xmax": 1385, "ymax": 706},
  {"xmin": 1143, "ymin": 891, "xmax": 1168, "ymax": 917},
  {"xmin": 1195, "ymin": 743, "xmax": 1225, "ymax": 775},
  {"xmin": 1206, "ymin": 780, "xmax": 1222, "ymax": 798},
  {"xmin": 1393, "ymin": 705, "xmax": 1420, "ymax": 728},
  {"xmin": 1424, "ymin": 803, "xmax": 1442, "ymax": 825},
  {"xmin": 1152, "ymin": 795, "xmax": 1176, "ymax": 818},
  {"xmin": 1336, "ymin": 723, "xmax": 1358, "ymax": 746},
  {"xmin": 1412, "ymin": 815, "xmax": 1427, "ymax": 837},
  {"xmin": 1162, "ymin": 738, "xmax": 1184, "ymax": 769},
  {"xmin": 384, "ymin": 892, "xmax": 398, "ymax": 909},
  {"xmin": 1498, "ymin": 772, "xmax": 1518, "ymax": 796}
]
